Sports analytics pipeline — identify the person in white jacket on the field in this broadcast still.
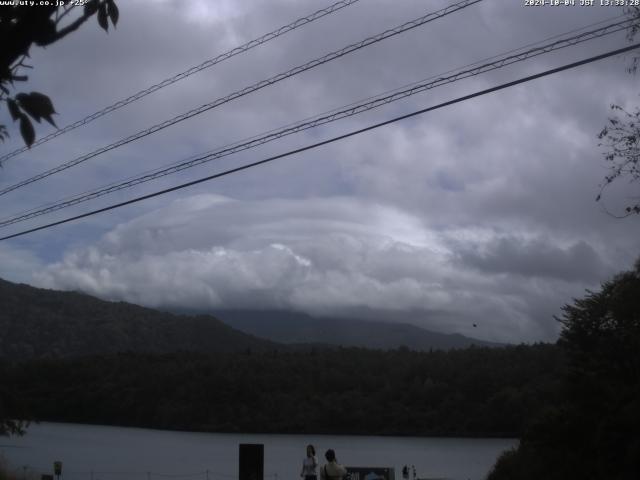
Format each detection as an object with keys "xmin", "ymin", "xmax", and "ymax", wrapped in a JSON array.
[
  {"xmin": 301, "ymin": 444, "xmax": 318, "ymax": 480},
  {"xmin": 320, "ymin": 449, "xmax": 347, "ymax": 480}
]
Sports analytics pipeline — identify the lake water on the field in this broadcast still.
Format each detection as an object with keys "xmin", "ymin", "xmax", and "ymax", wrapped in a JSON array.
[{"xmin": 0, "ymin": 423, "xmax": 515, "ymax": 480}]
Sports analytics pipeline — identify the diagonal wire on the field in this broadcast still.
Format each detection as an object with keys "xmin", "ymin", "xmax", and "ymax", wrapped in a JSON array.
[
  {"xmin": 0, "ymin": 16, "xmax": 632, "ymax": 229},
  {"xmin": 0, "ymin": 15, "xmax": 630, "ymax": 226},
  {"xmin": 0, "ymin": 0, "xmax": 361, "ymax": 164},
  {"xmin": 1, "ymin": 42, "xmax": 638, "ymax": 242},
  {"xmin": 0, "ymin": 0, "xmax": 483, "ymax": 197}
]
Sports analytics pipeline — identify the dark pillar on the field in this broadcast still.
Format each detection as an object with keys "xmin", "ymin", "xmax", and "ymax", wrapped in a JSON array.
[{"xmin": 239, "ymin": 443, "xmax": 264, "ymax": 480}]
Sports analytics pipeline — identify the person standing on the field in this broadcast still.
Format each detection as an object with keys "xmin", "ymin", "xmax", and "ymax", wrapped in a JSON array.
[
  {"xmin": 301, "ymin": 444, "xmax": 318, "ymax": 480},
  {"xmin": 320, "ymin": 449, "xmax": 347, "ymax": 480}
]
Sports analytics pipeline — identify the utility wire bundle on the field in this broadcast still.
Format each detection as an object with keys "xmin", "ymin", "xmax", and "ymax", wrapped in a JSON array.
[
  {"xmin": 0, "ymin": 0, "xmax": 635, "ymax": 241},
  {"xmin": 0, "ymin": 15, "xmax": 632, "ymax": 230},
  {"xmin": 0, "ymin": 0, "xmax": 362, "ymax": 164},
  {"xmin": 0, "ymin": 0, "xmax": 481, "ymax": 197}
]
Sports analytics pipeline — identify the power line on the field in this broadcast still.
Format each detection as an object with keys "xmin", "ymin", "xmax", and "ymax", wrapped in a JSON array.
[
  {"xmin": 0, "ymin": 0, "xmax": 362, "ymax": 165},
  {"xmin": 1, "ymin": 43, "xmax": 637, "ymax": 242},
  {"xmin": 0, "ymin": 16, "xmax": 632, "ymax": 229},
  {"xmin": 0, "ymin": 0, "xmax": 482, "ymax": 198}
]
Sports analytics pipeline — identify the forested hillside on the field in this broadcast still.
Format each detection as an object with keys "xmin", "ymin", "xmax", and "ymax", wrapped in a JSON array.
[
  {"xmin": 0, "ymin": 279, "xmax": 275, "ymax": 359},
  {"xmin": 1, "ymin": 344, "xmax": 563, "ymax": 437},
  {"xmin": 213, "ymin": 310, "xmax": 500, "ymax": 350},
  {"xmin": 0, "ymin": 278, "xmax": 498, "ymax": 359}
]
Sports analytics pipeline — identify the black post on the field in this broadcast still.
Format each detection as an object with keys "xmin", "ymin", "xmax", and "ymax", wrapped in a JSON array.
[{"xmin": 239, "ymin": 444, "xmax": 264, "ymax": 480}]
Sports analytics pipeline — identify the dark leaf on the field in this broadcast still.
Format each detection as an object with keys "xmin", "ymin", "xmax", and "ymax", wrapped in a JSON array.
[
  {"xmin": 7, "ymin": 98, "xmax": 21, "ymax": 121},
  {"xmin": 28, "ymin": 92, "xmax": 55, "ymax": 113},
  {"xmin": 16, "ymin": 92, "xmax": 57, "ymax": 126},
  {"xmin": 33, "ymin": 19, "xmax": 57, "ymax": 46},
  {"xmin": 84, "ymin": 0, "xmax": 99, "ymax": 16},
  {"xmin": 42, "ymin": 112, "xmax": 57, "ymax": 128},
  {"xmin": 1, "ymin": 72, "xmax": 11, "ymax": 86},
  {"xmin": 16, "ymin": 93, "xmax": 41, "ymax": 122},
  {"xmin": 19, "ymin": 114, "xmax": 35, "ymax": 147},
  {"xmin": 107, "ymin": 0, "xmax": 119, "ymax": 27},
  {"xmin": 98, "ymin": 3, "xmax": 109, "ymax": 32}
]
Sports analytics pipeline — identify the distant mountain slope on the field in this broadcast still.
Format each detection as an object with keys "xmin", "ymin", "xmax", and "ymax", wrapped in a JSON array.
[
  {"xmin": 211, "ymin": 309, "xmax": 500, "ymax": 350},
  {"xmin": 0, "ymin": 278, "xmax": 276, "ymax": 360}
]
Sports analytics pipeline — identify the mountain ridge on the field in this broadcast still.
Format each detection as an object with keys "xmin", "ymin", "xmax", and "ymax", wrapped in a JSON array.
[
  {"xmin": 0, "ymin": 277, "xmax": 499, "ymax": 360},
  {"xmin": 206, "ymin": 309, "xmax": 501, "ymax": 350},
  {"xmin": 0, "ymin": 278, "xmax": 276, "ymax": 360}
]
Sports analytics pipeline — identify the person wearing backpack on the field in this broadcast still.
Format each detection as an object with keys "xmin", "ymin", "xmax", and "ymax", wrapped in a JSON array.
[{"xmin": 320, "ymin": 449, "xmax": 347, "ymax": 480}]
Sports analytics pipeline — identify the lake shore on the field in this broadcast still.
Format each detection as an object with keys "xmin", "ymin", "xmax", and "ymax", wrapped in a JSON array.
[{"xmin": 1, "ymin": 422, "xmax": 516, "ymax": 480}]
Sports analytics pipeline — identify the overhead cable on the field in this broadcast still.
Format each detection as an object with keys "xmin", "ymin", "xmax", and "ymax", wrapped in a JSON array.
[
  {"xmin": 1, "ymin": 42, "xmax": 638, "ymax": 242},
  {"xmin": 0, "ymin": 0, "xmax": 483, "ymax": 197},
  {"xmin": 0, "ymin": 0, "xmax": 362, "ymax": 165},
  {"xmin": 0, "ymin": 16, "xmax": 632, "ymax": 229}
]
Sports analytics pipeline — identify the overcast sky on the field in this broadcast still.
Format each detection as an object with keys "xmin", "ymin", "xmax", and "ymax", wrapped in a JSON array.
[{"xmin": 1, "ymin": 0, "xmax": 639, "ymax": 343}]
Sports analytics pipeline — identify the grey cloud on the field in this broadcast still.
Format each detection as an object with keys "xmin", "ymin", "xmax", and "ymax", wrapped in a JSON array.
[
  {"xmin": 0, "ymin": 245, "xmax": 44, "ymax": 284},
  {"xmin": 34, "ymin": 194, "xmax": 617, "ymax": 343},
  {"xmin": 36, "ymin": 196, "xmax": 452, "ymax": 319},
  {"xmin": 2, "ymin": 0, "xmax": 639, "ymax": 345},
  {"xmin": 454, "ymin": 235, "xmax": 609, "ymax": 282}
]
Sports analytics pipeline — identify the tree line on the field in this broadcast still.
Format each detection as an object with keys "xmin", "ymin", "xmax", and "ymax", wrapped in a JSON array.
[
  {"xmin": 488, "ymin": 259, "xmax": 640, "ymax": 479},
  {"xmin": 1, "ymin": 343, "xmax": 563, "ymax": 438}
]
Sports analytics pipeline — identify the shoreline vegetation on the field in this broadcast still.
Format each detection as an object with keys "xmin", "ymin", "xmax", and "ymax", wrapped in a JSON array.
[
  {"xmin": 487, "ymin": 261, "xmax": 640, "ymax": 479},
  {"xmin": 12, "ymin": 419, "xmax": 523, "ymax": 440},
  {"xmin": 2, "ymin": 344, "xmax": 563, "ymax": 438}
]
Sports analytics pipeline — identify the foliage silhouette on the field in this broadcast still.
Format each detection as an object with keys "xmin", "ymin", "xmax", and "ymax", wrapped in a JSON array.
[
  {"xmin": 597, "ymin": 6, "xmax": 640, "ymax": 216},
  {"xmin": 1, "ymin": 344, "xmax": 564, "ymax": 437},
  {"xmin": 488, "ymin": 259, "xmax": 640, "ymax": 479},
  {"xmin": 0, "ymin": 0, "xmax": 118, "ymax": 149}
]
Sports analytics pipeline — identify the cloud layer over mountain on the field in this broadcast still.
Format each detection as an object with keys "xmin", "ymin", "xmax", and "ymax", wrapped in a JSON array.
[{"xmin": 1, "ymin": 0, "xmax": 639, "ymax": 342}]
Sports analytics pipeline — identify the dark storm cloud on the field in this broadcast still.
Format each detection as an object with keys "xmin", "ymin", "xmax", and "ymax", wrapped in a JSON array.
[{"xmin": 454, "ymin": 235, "xmax": 609, "ymax": 282}]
